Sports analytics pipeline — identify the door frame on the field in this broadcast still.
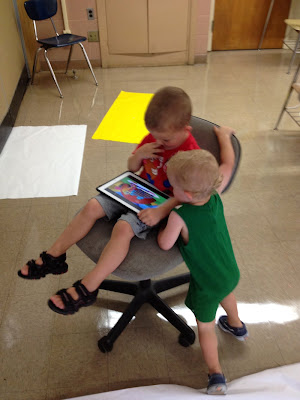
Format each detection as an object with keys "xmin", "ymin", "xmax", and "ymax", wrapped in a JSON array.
[{"xmin": 207, "ymin": 0, "xmax": 215, "ymax": 52}]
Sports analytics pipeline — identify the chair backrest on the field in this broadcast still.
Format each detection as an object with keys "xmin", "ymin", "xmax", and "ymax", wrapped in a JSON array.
[
  {"xmin": 189, "ymin": 116, "xmax": 241, "ymax": 193},
  {"xmin": 24, "ymin": 0, "xmax": 57, "ymax": 21}
]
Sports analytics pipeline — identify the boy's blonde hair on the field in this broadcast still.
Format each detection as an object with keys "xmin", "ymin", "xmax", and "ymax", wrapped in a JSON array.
[
  {"xmin": 145, "ymin": 87, "xmax": 192, "ymax": 132},
  {"xmin": 167, "ymin": 150, "xmax": 223, "ymax": 200}
]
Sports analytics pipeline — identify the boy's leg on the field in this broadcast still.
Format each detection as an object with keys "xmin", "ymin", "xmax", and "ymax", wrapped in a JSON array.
[
  {"xmin": 218, "ymin": 292, "xmax": 248, "ymax": 340},
  {"xmin": 197, "ymin": 319, "xmax": 227, "ymax": 395},
  {"xmin": 20, "ymin": 199, "xmax": 106, "ymax": 276},
  {"xmin": 196, "ymin": 319, "xmax": 222, "ymax": 375},
  {"xmin": 49, "ymin": 219, "xmax": 135, "ymax": 310},
  {"xmin": 220, "ymin": 292, "xmax": 243, "ymax": 327}
]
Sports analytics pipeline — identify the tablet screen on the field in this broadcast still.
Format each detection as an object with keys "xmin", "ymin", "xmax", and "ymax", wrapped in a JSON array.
[{"xmin": 97, "ymin": 172, "xmax": 169, "ymax": 213}]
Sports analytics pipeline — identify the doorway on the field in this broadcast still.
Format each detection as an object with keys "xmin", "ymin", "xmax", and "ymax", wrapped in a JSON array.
[{"xmin": 211, "ymin": 0, "xmax": 291, "ymax": 50}]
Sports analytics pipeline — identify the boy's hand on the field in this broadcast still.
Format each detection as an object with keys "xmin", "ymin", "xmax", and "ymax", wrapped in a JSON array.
[
  {"xmin": 135, "ymin": 142, "xmax": 164, "ymax": 160},
  {"xmin": 214, "ymin": 125, "xmax": 235, "ymax": 194},
  {"xmin": 138, "ymin": 207, "xmax": 165, "ymax": 226},
  {"xmin": 214, "ymin": 126, "xmax": 235, "ymax": 138},
  {"xmin": 128, "ymin": 142, "xmax": 164, "ymax": 172}
]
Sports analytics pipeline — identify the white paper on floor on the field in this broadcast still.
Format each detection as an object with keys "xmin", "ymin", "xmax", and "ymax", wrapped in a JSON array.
[{"xmin": 0, "ymin": 125, "xmax": 86, "ymax": 199}]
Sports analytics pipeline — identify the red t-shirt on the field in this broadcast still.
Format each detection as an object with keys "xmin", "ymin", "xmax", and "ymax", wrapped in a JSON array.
[{"xmin": 134, "ymin": 131, "xmax": 200, "ymax": 194}]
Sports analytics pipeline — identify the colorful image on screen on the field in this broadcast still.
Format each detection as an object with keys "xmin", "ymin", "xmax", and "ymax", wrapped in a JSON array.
[{"xmin": 106, "ymin": 176, "xmax": 167, "ymax": 210}]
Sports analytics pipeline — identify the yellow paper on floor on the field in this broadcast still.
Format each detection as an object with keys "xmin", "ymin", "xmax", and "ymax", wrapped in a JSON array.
[{"xmin": 92, "ymin": 91, "xmax": 153, "ymax": 143}]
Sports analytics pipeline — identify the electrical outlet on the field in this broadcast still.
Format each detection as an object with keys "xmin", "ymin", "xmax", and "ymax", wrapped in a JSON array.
[
  {"xmin": 87, "ymin": 8, "xmax": 95, "ymax": 20},
  {"xmin": 87, "ymin": 31, "xmax": 99, "ymax": 42}
]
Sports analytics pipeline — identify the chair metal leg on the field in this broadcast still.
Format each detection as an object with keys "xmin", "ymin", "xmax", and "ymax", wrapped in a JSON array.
[
  {"xmin": 149, "ymin": 292, "xmax": 195, "ymax": 344},
  {"xmin": 274, "ymin": 86, "xmax": 295, "ymax": 129},
  {"xmin": 154, "ymin": 273, "xmax": 190, "ymax": 293},
  {"xmin": 78, "ymin": 42, "xmax": 98, "ymax": 86},
  {"xmin": 98, "ymin": 289, "xmax": 146, "ymax": 353},
  {"xmin": 65, "ymin": 45, "xmax": 73, "ymax": 74},
  {"xmin": 275, "ymin": 64, "xmax": 300, "ymax": 129},
  {"xmin": 31, "ymin": 47, "xmax": 42, "ymax": 84},
  {"xmin": 44, "ymin": 49, "xmax": 63, "ymax": 98},
  {"xmin": 287, "ymin": 32, "xmax": 300, "ymax": 74}
]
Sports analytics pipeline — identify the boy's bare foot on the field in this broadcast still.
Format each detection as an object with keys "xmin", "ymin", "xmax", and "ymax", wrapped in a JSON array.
[{"xmin": 18, "ymin": 252, "xmax": 68, "ymax": 280}]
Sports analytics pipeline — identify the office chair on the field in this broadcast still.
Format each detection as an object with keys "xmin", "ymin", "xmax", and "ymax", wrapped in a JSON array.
[
  {"xmin": 76, "ymin": 116, "xmax": 241, "ymax": 353},
  {"xmin": 24, "ymin": 0, "xmax": 98, "ymax": 98}
]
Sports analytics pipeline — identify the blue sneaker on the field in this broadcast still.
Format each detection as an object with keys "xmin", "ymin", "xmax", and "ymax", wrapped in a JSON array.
[
  {"xmin": 218, "ymin": 316, "xmax": 249, "ymax": 341},
  {"xmin": 207, "ymin": 373, "xmax": 227, "ymax": 395}
]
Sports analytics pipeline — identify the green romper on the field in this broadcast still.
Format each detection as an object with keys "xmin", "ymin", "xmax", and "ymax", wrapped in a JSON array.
[{"xmin": 174, "ymin": 193, "xmax": 240, "ymax": 323}]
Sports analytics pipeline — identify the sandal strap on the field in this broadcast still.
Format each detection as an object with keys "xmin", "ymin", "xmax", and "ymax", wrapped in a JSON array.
[
  {"xmin": 73, "ymin": 280, "xmax": 98, "ymax": 299},
  {"xmin": 56, "ymin": 288, "xmax": 77, "ymax": 312},
  {"xmin": 27, "ymin": 259, "xmax": 45, "ymax": 278},
  {"xmin": 40, "ymin": 251, "xmax": 66, "ymax": 265}
]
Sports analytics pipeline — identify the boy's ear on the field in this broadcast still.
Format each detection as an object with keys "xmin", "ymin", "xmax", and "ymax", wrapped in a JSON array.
[
  {"xmin": 185, "ymin": 125, "xmax": 192, "ymax": 132},
  {"xmin": 184, "ymin": 190, "xmax": 193, "ymax": 201}
]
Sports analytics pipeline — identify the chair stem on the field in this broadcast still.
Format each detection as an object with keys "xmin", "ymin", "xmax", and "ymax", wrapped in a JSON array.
[
  {"xmin": 44, "ymin": 49, "xmax": 63, "ymax": 98},
  {"xmin": 31, "ymin": 47, "xmax": 42, "ymax": 84},
  {"xmin": 65, "ymin": 45, "xmax": 73, "ymax": 74},
  {"xmin": 78, "ymin": 42, "xmax": 98, "ymax": 86}
]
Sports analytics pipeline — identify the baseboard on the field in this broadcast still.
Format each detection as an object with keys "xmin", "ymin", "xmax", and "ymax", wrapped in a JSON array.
[
  {"xmin": 194, "ymin": 54, "xmax": 207, "ymax": 64},
  {"xmin": 0, "ymin": 66, "xmax": 29, "ymax": 153}
]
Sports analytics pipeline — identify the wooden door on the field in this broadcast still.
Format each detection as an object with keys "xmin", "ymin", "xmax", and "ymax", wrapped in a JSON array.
[
  {"xmin": 16, "ymin": 0, "xmax": 38, "ymax": 73},
  {"xmin": 212, "ymin": 0, "xmax": 292, "ymax": 50}
]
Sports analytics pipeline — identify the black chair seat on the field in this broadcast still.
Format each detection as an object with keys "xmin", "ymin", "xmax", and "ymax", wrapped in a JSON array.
[{"xmin": 38, "ymin": 34, "xmax": 87, "ymax": 48}]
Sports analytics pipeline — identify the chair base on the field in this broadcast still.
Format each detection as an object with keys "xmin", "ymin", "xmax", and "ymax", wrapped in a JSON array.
[{"xmin": 97, "ymin": 273, "xmax": 196, "ymax": 353}]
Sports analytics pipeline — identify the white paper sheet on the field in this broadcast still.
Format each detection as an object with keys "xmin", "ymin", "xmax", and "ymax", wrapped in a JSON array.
[
  {"xmin": 0, "ymin": 125, "xmax": 86, "ymax": 198},
  {"xmin": 66, "ymin": 363, "xmax": 300, "ymax": 400}
]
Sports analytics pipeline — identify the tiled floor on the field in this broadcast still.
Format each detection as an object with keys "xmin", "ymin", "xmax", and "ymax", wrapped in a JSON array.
[{"xmin": 0, "ymin": 50, "xmax": 299, "ymax": 400}]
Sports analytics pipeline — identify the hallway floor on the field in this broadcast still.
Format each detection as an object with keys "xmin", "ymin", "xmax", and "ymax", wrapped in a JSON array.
[{"xmin": 0, "ymin": 50, "xmax": 299, "ymax": 400}]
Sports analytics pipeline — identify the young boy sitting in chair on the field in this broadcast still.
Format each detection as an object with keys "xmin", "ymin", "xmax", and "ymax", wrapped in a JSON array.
[
  {"xmin": 17, "ymin": 87, "xmax": 235, "ymax": 325},
  {"xmin": 158, "ymin": 148, "xmax": 248, "ymax": 395}
]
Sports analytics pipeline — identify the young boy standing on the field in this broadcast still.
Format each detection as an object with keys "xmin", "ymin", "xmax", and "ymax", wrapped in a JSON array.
[{"xmin": 158, "ymin": 142, "xmax": 248, "ymax": 395}]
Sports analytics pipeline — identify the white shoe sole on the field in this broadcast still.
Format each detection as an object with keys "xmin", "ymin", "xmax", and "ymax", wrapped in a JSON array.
[{"xmin": 207, "ymin": 384, "xmax": 227, "ymax": 395}]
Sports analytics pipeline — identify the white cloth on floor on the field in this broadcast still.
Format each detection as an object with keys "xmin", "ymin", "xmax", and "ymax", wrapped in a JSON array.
[{"xmin": 66, "ymin": 363, "xmax": 300, "ymax": 399}]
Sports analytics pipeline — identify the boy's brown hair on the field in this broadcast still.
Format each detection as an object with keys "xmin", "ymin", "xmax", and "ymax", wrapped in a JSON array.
[
  {"xmin": 167, "ymin": 149, "xmax": 223, "ymax": 200},
  {"xmin": 145, "ymin": 87, "xmax": 192, "ymax": 132}
]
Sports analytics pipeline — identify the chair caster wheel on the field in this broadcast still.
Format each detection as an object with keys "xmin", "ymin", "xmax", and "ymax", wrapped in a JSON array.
[
  {"xmin": 98, "ymin": 336, "xmax": 113, "ymax": 353},
  {"xmin": 178, "ymin": 332, "xmax": 195, "ymax": 347}
]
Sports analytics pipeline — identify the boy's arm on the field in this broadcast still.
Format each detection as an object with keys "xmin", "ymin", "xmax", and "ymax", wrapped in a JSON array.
[
  {"xmin": 214, "ymin": 126, "xmax": 235, "ymax": 194},
  {"xmin": 128, "ymin": 142, "xmax": 164, "ymax": 172},
  {"xmin": 138, "ymin": 197, "xmax": 180, "ymax": 227},
  {"xmin": 157, "ymin": 211, "xmax": 184, "ymax": 250}
]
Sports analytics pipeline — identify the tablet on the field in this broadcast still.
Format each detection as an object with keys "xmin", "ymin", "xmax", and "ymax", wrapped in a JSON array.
[{"xmin": 96, "ymin": 171, "xmax": 170, "ymax": 213}]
